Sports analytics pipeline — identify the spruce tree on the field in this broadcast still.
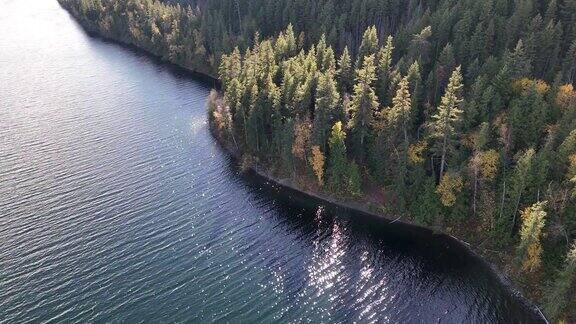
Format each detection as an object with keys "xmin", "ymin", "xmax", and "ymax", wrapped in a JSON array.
[
  {"xmin": 543, "ymin": 241, "xmax": 576, "ymax": 321},
  {"xmin": 348, "ymin": 54, "xmax": 379, "ymax": 162},
  {"xmin": 376, "ymin": 36, "xmax": 394, "ymax": 105},
  {"xmin": 313, "ymin": 71, "xmax": 341, "ymax": 152},
  {"xmin": 327, "ymin": 121, "xmax": 348, "ymax": 194},
  {"xmin": 429, "ymin": 66, "xmax": 464, "ymax": 179},
  {"xmin": 387, "ymin": 76, "xmax": 413, "ymax": 209},
  {"xmin": 356, "ymin": 26, "xmax": 379, "ymax": 68},
  {"xmin": 337, "ymin": 46, "xmax": 353, "ymax": 93}
]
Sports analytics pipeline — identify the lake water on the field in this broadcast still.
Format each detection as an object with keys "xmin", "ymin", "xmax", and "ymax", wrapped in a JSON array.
[{"xmin": 0, "ymin": 0, "xmax": 544, "ymax": 322}]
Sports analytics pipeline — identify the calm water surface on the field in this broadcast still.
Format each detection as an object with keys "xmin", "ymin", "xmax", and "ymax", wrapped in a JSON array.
[{"xmin": 0, "ymin": 0, "xmax": 544, "ymax": 322}]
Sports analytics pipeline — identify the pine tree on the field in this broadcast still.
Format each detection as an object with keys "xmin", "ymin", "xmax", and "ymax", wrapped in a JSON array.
[
  {"xmin": 348, "ymin": 54, "xmax": 379, "ymax": 162},
  {"xmin": 543, "ymin": 241, "xmax": 576, "ymax": 321},
  {"xmin": 429, "ymin": 66, "xmax": 464, "ymax": 179},
  {"xmin": 337, "ymin": 46, "xmax": 353, "ymax": 93},
  {"xmin": 327, "ymin": 121, "xmax": 348, "ymax": 194},
  {"xmin": 389, "ymin": 76, "xmax": 412, "ymax": 145},
  {"xmin": 387, "ymin": 76, "xmax": 412, "ymax": 208},
  {"xmin": 376, "ymin": 35, "xmax": 394, "ymax": 105},
  {"xmin": 313, "ymin": 71, "xmax": 341, "ymax": 152},
  {"xmin": 410, "ymin": 176, "xmax": 441, "ymax": 225},
  {"xmin": 219, "ymin": 47, "xmax": 242, "ymax": 89},
  {"xmin": 500, "ymin": 148, "xmax": 535, "ymax": 235},
  {"xmin": 356, "ymin": 26, "xmax": 379, "ymax": 68},
  {"xmin": 347, "ymin": 161, "xmax": 362, "ymax": 197}
]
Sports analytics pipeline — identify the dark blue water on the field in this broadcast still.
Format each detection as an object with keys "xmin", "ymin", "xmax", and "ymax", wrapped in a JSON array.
[{"xmin": 0, "ymin": 0, "xmax": 544, "ymax": 322}]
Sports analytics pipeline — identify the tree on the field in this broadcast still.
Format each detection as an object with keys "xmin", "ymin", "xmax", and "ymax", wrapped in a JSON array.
[
  {"xmin": 410, "ymin": 176, "xmax": 441, "ymax": 225},
  {"xmin": 347, "ymin": 161, "xmax": 362, "ymax": 197},
  {"xmin": 292, "ymin": 118, "xmax": 312, "ymax": 164},
  {"xmin": 310, "ymin": 145, "xmax": 325, "ymax": 186},
  {"xmin": 516, "ymin": 201, "xmax": 547, "ymax": 273},
  {"xmin": 408, "ymin": 26, "xmax": 432, "ymax": 65},
  {"xmin": 469, "ymin": 149, "xmax": 499, "ymax": 216},
  {"xmin": 312, "ymin": 71, "xmax": 341, "ymax": 152},
  {"xmin": 436, "ymin": 172, "xmax": 464, "ymax": 207},
  {"xmin": 500, "ymin": 148, "xmax": 535, "ymax": 234},
  {"xmin": 327, "ymin": 121, "xmax": 348, "ymax": 193},
  {"xmin": 219, "ymin": 47, "xmax": 242, "ymax": 89},
  {"xmin": 387, "ymin": 76, "xmax": 412, "ymax": 208},
  {"xmin": 337, "ymin": 46, "xmax": 353, "ymax": 93},
  {"xmin": 543, "ymin": 241, "xmax": 576, "ymax": 321},
  {"xmin": 356, "ymin": 26, "xmax": 379, "ymax": 68},
  {"xmin": 556, "ymin": 84, "xmax": 576, "ymax": 109},
  {"xmin": 376, "ymin": 36, "xmax": 394, "ymax": 104},
  {"xmin": 388, "ymin": 76, "xmax": 412, "ymax": 145},
  {"xmin": 348, "ymin": 54, "xmax": 379, "ymax": 162},
  {"xmin": 429, "ymin": 66, "xmax": 464, "ymax": 178}
]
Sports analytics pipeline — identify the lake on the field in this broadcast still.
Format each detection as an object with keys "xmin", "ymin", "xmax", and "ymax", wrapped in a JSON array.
[{"xmin": 0, "ymin": 0, "xmax": 544, "ymax": 322}]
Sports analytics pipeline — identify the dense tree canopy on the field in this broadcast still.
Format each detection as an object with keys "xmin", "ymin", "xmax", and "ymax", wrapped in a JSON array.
[{"xmin": 60, "ymin": 0, "xmax": 576, "ymax": 320}]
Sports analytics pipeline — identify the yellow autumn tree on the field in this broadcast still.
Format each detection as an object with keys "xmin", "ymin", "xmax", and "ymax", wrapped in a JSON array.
[
  {"xmin": 478, "ymin": 150, "xmax": 500, "ymax": 180},
  {"xmin": 567, "ymin": 153, "xmax": 576, "ymax": 179},
  {"xmin": 408, "ymin": 141, "xmax": 427, "ymax": 165},
  {"xmin": 517, "ymin": 201, "xmax": 547, "ymax": 273},
  {"xmin": 556, "ymin": 84, "xmax": 576, "ymax": 109},
  {"xmin": 310, "ymin": 145, "xmax": 325, "ymax": 186},
  {"xmin": 512, "ymin": 78, "xmax": 549, "ymax": 95},
  {"xmin": 436, "ymin": 172, "xmax": 464, "ymax": 207},
  {"xmin": 469, "ymin": 149, "xmax": 499, "ymax": 216}
]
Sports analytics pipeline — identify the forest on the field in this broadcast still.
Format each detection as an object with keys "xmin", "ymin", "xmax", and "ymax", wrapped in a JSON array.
[{"xmin": 58, "ymin": 0, "xmax": 576, "ymax": 321}]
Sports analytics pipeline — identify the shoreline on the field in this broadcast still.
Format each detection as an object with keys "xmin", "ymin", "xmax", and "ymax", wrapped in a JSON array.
[
  {"xmin": 59, "ymin": 4, "xmax": 547, "ymax": 322},
  {"xmin": 212, "ymin": 129, "xmax": 548, "ymax": 323}
]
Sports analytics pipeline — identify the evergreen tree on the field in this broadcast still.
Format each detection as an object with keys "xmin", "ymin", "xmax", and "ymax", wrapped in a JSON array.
[
  {"xmin": 543, "ymin": 241, "xmax": 576, "ymax": 322},
  {"xmin": 429, "ymin": 67, "xmax": 464, "ymax": 178},
  {"xmin": 347, "ymin": 161, "xmax": 362, "ymax": 197},
  {"xmin": 327, "ymin": 121, "xmax": 348, "ymax": 194},
  {"xmin": 348, "ymin": 54, "xmax": 379, "ymax": 162},
  {"xmin": 387, "ymin": 76, "xmax": 412, "ymax": 209},
  {"xmin": 376, "ymin": 36, "xmax": 394, "ymax": 105},
  {"xmin": 356, "ymin": 26, "xmax": 379, "ymax": 68},
  {"xmin": 337, "ymin": 46, "xmax": 353, "ymax": 93},
  {"xmin": 500, "ymin": 148, "xmax": 536, "ymax": 235},
  {"xmin": 313, "ymin": 71, "xmax": 341, "ymax": 152}
]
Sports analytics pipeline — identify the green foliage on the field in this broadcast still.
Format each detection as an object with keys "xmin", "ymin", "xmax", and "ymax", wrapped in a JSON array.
[
  {"xmin": 429, "ymin": 67, "xmax": 464, "ymax": 178},
  {"xmin": 327, "ymin": 121, "xmax": 348, "ymax": 194},
  {"xmin": 347, "ymin": 161, "xmax": 362, "ymax": 197},
  {"xmin": 356, "ymin": 26, "xmax": 378, "ymax": 68},
  {"xmin": 376, "ymin": 36, "xmax": 394, "ymax": 105},
  {"xmin": 410, "ymin": 176, "xmax": 441, "ymax": 225},
  {"xmin": 312, "ymin": 72, "xmax": 341, "ymax": 152},
  {"xmin": 337, "ymin": 46, "xmax": 353, "ymax": 94},
  {"xmin": 63, "ymin": 1, "xmax": 576, "ymax": 317},
  {"xmin": 543, "ymin": 242, "xmax": 576, "ymax": 322},
  {"xmin": 348, "ymin": 54, "xmax": 379, "ymax": 162},
  {"xmin": 499, "ymin": 148, "xmax": 536, "ymax": 236}
]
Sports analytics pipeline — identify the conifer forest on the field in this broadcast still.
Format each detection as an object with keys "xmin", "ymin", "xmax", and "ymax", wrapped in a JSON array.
[{"xmin": 59, "ymin": 0, "xmax": 576, "ymax": 320}]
